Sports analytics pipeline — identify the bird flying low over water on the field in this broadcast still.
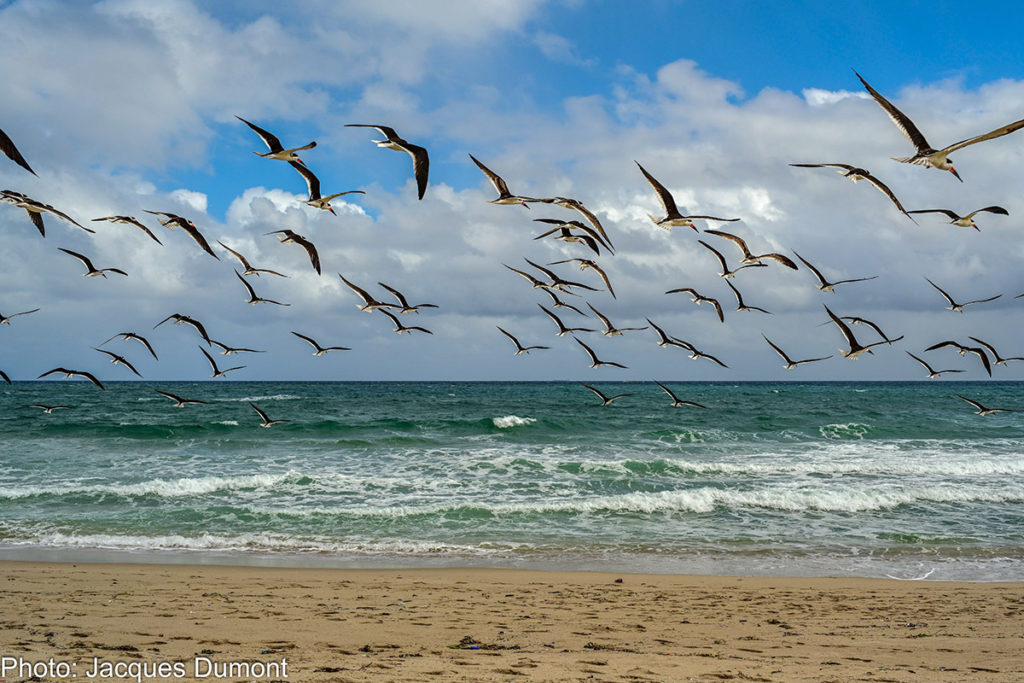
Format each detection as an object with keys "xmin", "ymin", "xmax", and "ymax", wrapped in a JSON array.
[
  {"xmin": 788, "ymin": 164, "xmax": 914, "ymax": 220},
  {"xmin": 838, "ymin": 317, "xmax": 899, "ymax": 346},
  {"xmin": 24, "ymin": 404, "xmax": 73, "ymax": 413},
  {"xmin": 0, "ymin": 127, "xmax": 35, "ymax": 175},
  {"xmin": 573, "ymin": 336, "xmax": 627, "ymax": 369},
  {"xmin": 497, "ymin": 326, "xmax": 550, "ymax": 355},
  {"xmin": 0, "ymin": 370, "xmax": 10, "ymax": 384},
  {"xmin": 218, "ymin": 241, "xmax": 287, "ymax": 277},
  {"xmin": 967, "ymin": 337, "xmax": 1024, "ymax": 366},
  {"xmin": 347, "ymin": 124, "xmax": 429, "ymax": 200},
  {"xmin": 586, "ymin": 303, "xmax": 647, "ymax": 336},
  {"xmin": 654, "ymin": 380, "xmax": 709, "ymax": 409},
  {"xmin": 199, "ymin": 346, "xmax": 245, "ymax": 378},
  {"xmin": 210, "ymin": 339, "xmax": 265, "ymax": 355},
  {"xmin": 855, "ymin": 70, "xmax": 1024, "ymax": 181},
  {"xmin": 288, "ymin": 161, "xmax": 365, "ymax": 215},
  {"xmin": 538, "ymin": 304, "xmax": 595, "ymax": 336},
  {"xmin": 290, "ymin": 331, "xmax": 350, "ymax": 356},
  {"xmin": 957, "ymin": 395, "xmax": 1022, "ymax": 416},
  {"xmin": 635, "ymin": 161, "xmax": 739, "ymax": 230},
  {"xmin": 763, "ymin": 335, "xmax": 831, "ymax": 370},
  {"xmin": 0, "ymin": 308, "xmax": 40, "ymax": 325},
  {"xmin": 155, "ymin": 389, "xmax": 210, "ymax": 408},
  {"xmin": 824, "ymin": 305, "xmax": 903, "ymax": 359},
  {"xmin": 236, "ymin": 116, "xmax": 316, "ymax": 164},
  {"xmin": 57, "ymin": 248, "xmax": 127, "ymax": 278},
  {"xmin": 906, "ymin": 206, "xmax": 1008, "ymax": 230},
  {"xmin": 924, "ymin": 340, "xmax": 992, "ymax": 377},
  {"xmin": 924, "ymin": 277, "xmax": 1001, "ymax": 313},
  {"xmin": 646, "ymin": 318, "xmax": 693, "ymax": 350},
  {"xmin": 154, "ymin": 313, "xmax": 212, "ymax": 345},
  {"xmin": 92, "ymin": 215, "xmax": 163, "ymax": 244},
  {"xmin": 379, "ymin": 309, "xmax": 432, "ymax": 335},
  {"xmin": 906, "ymin": 351, "xmax": 963, "ymax": 379},
  {"xmin": 93, "ymin": 347, "xmax": 142, "ymax": 377},
  {"xmin": 37, "ymin": 367, "xmax": 105, "ymax": 389},
  {"xmin": 469, "ymin": 154, "xmax": 535, "ymax": 207},
  {"xmin": 251, "ymin": 401, "xmax": 290, "ymax": 428},
  {"xmin": 266, "ymin": 230, "xmax": 321, "ymax": 274},
  {"xmin": 793, "ymin": 251, "xmax": 877, "ymax": 292},
  {"xmin": 580, "ymin": 383, "xmax": 632, "ymax": 406},
  {"xmin": 144, "ymin": 210, "xmax": 219, "ymax": 259},
  {"xmin": 1, "ymin": 190, "xmax": 94, "ymax": 236}
]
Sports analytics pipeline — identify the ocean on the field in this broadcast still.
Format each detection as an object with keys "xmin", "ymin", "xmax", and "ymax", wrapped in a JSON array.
[{"xmin": 1, "ymin": 380, "xmax": 1022, "ymax": 581}]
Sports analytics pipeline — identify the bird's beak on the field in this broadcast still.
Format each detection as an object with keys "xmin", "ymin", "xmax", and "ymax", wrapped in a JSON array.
[
  {"xmin": 329, "ymin": 207, "xmax": 336, "ymax": 216},
  {"xmin": 950, "ymin": 167, "xmax": 963, "ymax": 182},
  {"xmin": 521, "ymin": 201, "xmax": 530, "ymax": 209}
]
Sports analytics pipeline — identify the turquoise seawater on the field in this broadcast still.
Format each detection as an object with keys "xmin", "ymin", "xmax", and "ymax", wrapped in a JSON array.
[{"xmin": 1, "ymin": 380, "xmax": 1022, "ymax": 580}]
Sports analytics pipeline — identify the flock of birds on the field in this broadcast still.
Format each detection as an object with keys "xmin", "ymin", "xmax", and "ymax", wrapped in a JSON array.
[{"xmin": 2, "ymin": 69, "xmax": 1024, "ymax": 423}]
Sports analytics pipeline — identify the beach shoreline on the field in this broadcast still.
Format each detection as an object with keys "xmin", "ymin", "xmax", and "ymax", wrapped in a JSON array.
[{"xmin": 0, "ymin": 559, "xmax": 1021, "ymax": 682}]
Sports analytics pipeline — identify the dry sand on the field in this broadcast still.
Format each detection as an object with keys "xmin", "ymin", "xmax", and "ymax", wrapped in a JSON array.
[{"xmin": 0, "ymin": 560, "xmax": 1021, "ymax": 682}]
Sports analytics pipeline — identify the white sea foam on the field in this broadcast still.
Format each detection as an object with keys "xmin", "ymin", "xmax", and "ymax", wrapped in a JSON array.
[
  {"xmin": 214, "ymin": 420, "xmax": 239, "ymax": 426},
  {"xmin": 492, "ymin": 415, "xmax": 536, "ymax": 428},
  {"xmin": 0, "ymin": 471, "xmax": 304, "ymax": 500},
  {"xmin": 221, "ymin": 394, "xmax": 301, "ymax": 402},
  {"xmin": 819, "ymin": 422, "xmax": 872, "ymax": 439}
]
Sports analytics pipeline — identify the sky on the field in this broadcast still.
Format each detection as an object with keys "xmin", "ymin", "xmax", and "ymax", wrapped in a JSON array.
[{"xmin": 2, "ymin": 0, "xmax": 1024, "ymax": 382}]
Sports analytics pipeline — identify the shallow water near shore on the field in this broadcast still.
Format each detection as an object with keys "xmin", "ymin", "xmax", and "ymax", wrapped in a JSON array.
[{"xmin": 2, "ymin": 380, "xmax": 1022, "ymax": 580}]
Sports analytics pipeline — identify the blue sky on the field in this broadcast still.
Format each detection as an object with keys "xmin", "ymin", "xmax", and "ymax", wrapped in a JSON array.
[{"xmin": 2, "ymin": 0, "xmax": 1024, "ymax": 382}]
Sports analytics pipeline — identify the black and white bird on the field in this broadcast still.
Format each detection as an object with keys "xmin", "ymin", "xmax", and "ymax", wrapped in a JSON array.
[
  {"xmin": 266, "ymin": 230, "xmax": 321, "ymax": 274},
  {"xmin": 698, "ymin": 240, "xmax": 766, "ymax": 279},
  {"xmin": 855, "ymin": 70, "xmax": 1024, "ymax": 182},
  {"xmin": 538, "ymin": 304, "xmax": 595, "ymax": 336},
  {"xmin": 824, "ymin": 305, "xmax": 903, "ymax": 359},
  {"xmin": 93, "ymin": 347, "xmax": 142, "ymax": 378},
  {"xmin": 580, "ymin": 383, "xmax": 632, "ymax": 406},
  {"xmin": 469, "ymin": 154, "xmax": 536, "ymax": 207},
  {"xmin": 0, "ymin": 127, "xmax": 35, "ymax": 175},
  {"xmin": 291, "ymin": 331, "xmax": 350, "ymax": 356},
  {"xmin": 788, "ymin": 164, "xmax": 914, "ymax": 219},
  {"xmin": 235, "ymin": 270, "xmax": 289, "ymax": 306},
  {"xmin": 24, "ymin": 404, "xmax": 73, "ymax": 413},
  {"xmin": 704, "ymin": 229, "xmax": 798, "ymax": 270},
  {"xmin": 531, "ymin": 196, "xmax": 614, "ymax": 249},
  {"xmin": 794, "ymin": 252, "xmax": 877, "ymax": 293},
  {"xmin": 497, "ymin": 326, "xmax": 550, "ymax": 355},
  {"xmin": 573, "ymin": 336, "xmax": 627, "ymax": 369},
  {"xmin": 339, "ymin": 275, "xmax": 395, "ymax": 312},
  {"xmin": 906, "ymin": 351, "xmax": 963, "ymax": 379},
  {"xmin": 289, "ymin": 161, "xmax": 365, "ymax": 215},
  {"xmin": 154, "ymin": 314, "xmax": 212, "ymax": 345},
  {"xmin": 586, "ymin": 303, "xmax": 647, "ymax": 336},
  {"xmin": 155, "ymin": 389, "xmax": 211, "ymax": 408},
  {"xmin": 924, "ymin": 340, "xmax": 993, "ymax": 377},
  {"xmin": 838, "ymin": 316, "xmax": 899, "ymax": 346},
  {"xmin": 504, "ymin": 263, "xmax": 549, "ymax": 290},
  {"xmin": 346, "ymin": 124, "xmax": 429, "ymax": 200},
  {"xmin": 0, "ymin": 307, "xmax": 40, "ymax": 325},
  {"xmin": 250, "ymin": 401, "xmax": 290, "ymax": 428},
  {"xmin": 664, "ymin": 287, "xmax": 725, "ymax": 323},
  {"xmin": 906, "ymin": 205, "xmax": 1008, "ymax": 230},
  {"xmin": 546, "ymin": 258, "xmax": 616, "ymax": 298},
  {"xmin": 532, "ymin": 220, "xmax": 603, "ymax": 256},
  {"xmin": 378, "ymin": 282, "xmax": 438, "ymax": 314},
  {"xmin": 1, "ymin": 190, "xmax": 94, "ymax": 236},
  {"xmin": 92, "ymin": 216, "xmax": 163, "ymax": 244},
  {"xmin": 542, "ymin": 288, "xmax": 587, "ymax": 317},
  {"xmin": 199, "ymin": 346, "xmax": 245, "ymax": 378},
  {"xmin": 925, "ymin": 277, "xmax": 1001, "ymax": 312},
  {"xmin": 636, "ymin": 161, "xmax": 739, "ymax": 230},
  {"xmin": 653, "ymin": 380, "xmax": 708, "ymax": 409},
  {"xmin": 763, "ymin": 335, "xmax": 832, "ymax": 370},
  {"xmin": 725, "ymin": 280, "xmax": 771, "ymax": 314},
  {"xmin": 646, "ymin": 318, "xmax": 693, "ymax": 350},
  {"xmin": 957, "ymin": 395, "xmax": 1022, "ymax": 416},
  {"xmin": 236, "ymin": 116, "xmax": 316, "ymax": 164},
  {"xmin": 218, "ymin": 241, "xmax": 287, "ymax": 277},
  {"xmin": 57, "ymin": 248, "xmax": 127, "ymax": 278},
  {"xmin": 37, "ymin": 367, "xmax": 105, "ymax": 389},
  {"xmin": 144, "ymin": 210, "xmax": 219, "ymax": 259},
  {"xmin": 525, "ymin": 258, "xmax": 600, "ymax": 296},
  {"xmin": 210, "ymin": 339, "xmax": 265, "ymax": 355},
  {"xmin": 379, "ymin": 309, "xmax": 432, "ymax": 335},
  {"xmin": 967, "ymin": 337, "xmax": 1024, "ymax": 366}
]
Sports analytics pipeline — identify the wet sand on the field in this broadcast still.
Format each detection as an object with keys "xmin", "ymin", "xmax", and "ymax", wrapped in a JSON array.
[{"xmin": 0, "ymin": 560, "xmax": 1021, "ymax": 681}]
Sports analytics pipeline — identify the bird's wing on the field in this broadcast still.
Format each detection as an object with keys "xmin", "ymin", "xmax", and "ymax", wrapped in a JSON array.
[
  {"xmin": 964, "ymin": 294, "xmax": 1002, "ymax": 306},
  {"xmin": 469, "ymin": 154, "xmax": 511, "ymax": 196},
  {"xmin": 346, "ymin": 123, "xmax": 400, "ymax": 140},
  {"xmin": 0, "ymin": 127, "xmax": 36, "ymax": 175},
  {"xmin": 377, "ymin": 282, "xmax": 410, "ymax": 307},
  {"xmin": 298, "ymin": 236, "xmax": 321, "ymax": 274},
  {"xmin": 182, "ymin": 223, "xmax": 220, "ymax": 259},
  {"xmin": 860, "ymin": 171, "xmax": 912, "ymax": 216},
  {"xmin": 941, "ymin": 117, "xmax": 1024, "ymax": 155},
  {"xmin": 974, "ymin": 205, "xmax": 1010, "ymax": 216},
  {"xmin": 924, "ymin": 278, "xmax": 956, "ymax": 306},
  {"xmin": 762, "ymin": 335, "xmax": 791, "ymax": 363},
  {"xmin": 289, "ymin": 160, "xmax": 321, "ymax": 200},
  {"xmin": 635, "ymin": 161, "xmax": 679, "ymax": 215},
  {"xmin": 218, "ymin": 241, "xmax": 251, "ymax": 268},
  {"xmin": 698, "ymin": 240, "xmax": 728, "ymax": 271},
  {"xmin": 237, "ymin": 116, "xmax": 284, "ymax": 153},
  {"xmin": 957, "ymin": 394, "xmax": 986, "ymax": 411},
  {"xmin": 907, "ymin": 208, "xmax": 960, "ymax": 220},
  {"xmin": 405, "ymin": 143, "xmax": 429, "ymax": 200},
  {"xmin": 854, "ymin": 70, "xmax": 932, "ymax": 153}
]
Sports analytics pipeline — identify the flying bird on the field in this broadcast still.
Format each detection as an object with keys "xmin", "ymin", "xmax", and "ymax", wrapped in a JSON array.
[
  {"xmin": 838, "ymin": 316, "xmax": 899, "ymax": 346},
  {"xmin": 37, "ymin": 367, "xmax": 105, "ymax": 389},
  {"xmin": 339, "ymin": 274, "xmax": 396, "ymax": 312},
  {"xmin": 793, "ymin": 251, "xmax": 877, "ymax": 292},
  {"xmin": 580, "ymin": 383, "xmax": 632, "ymax": 406},
  {"xmin": 218, "ymin": 241, "xmax": 287, "ymax": 277},
  {"xmin": 0, "ymin": 127, "xmax": 36, "ymax": 175},
  {"xmin": 57, "ymin": 248, "xmax": 127, "ymax": 278},
  {"xmin": 698, "ymin": 240, "xmax": 767, "ymax": 279},
  {"xmin": 504, "ymin": 263, "xmax": 548, "ymax": 290},
  {"xmin": 541, "ymin": 288, "xmax": 586, "ymax": 316},
  {"xmin": 703, "ymin": 229, "xmax": 797, "ymax": 269},
  {"xmin": 924, "ymin": 277, "xmax": 1001, "ymax": 312},
  {"xmin": 654, "ymin": 380, "xmax": 709, "ymax": 408},
  {"xmin": 144, "ymin": 210, "xmax": 219, "ymax": 259},
  {"xmin": 823, "ymin": 305, "xmax": 903, "ymax": 359},
  {"xmin": 924, "ymin": 340, "xmax": 993, "ymax": 377},
  {"xmin": 155, "ymin": 389, "xmax": 211, "ymax": 408},
  {"xmin": 546, "ymin": 258, "xmax": 615, "ymax": 298},
  {"xmin": 1, "ymin": 190, "xmax": 94, "ymax": 236},
  {"xmin": 967, "ymin": 337, "xmax": 1024, "ymax": 366},
  {"xmin": 956, "ymin": 395, "xmax": 1022, "ymax": 416},
  {"xmin": 664, "ymin": 287, "xmax": 725, "ymax": 322},
  {"xmin": 0, "ymin": 370, "xmax": 9, "ymax": 384},
  {"xmin": 378, "ymin": 282, "xmax": 438, "ymax": 314},
  {"xmin": 0, "ymin": 308, "xmax": 40, "ymax": 325},
  {"xmin": 378, "ymin": 309, "xmax": 432, "ymax": 335},
  {"xmin": 236, "ymin": 116, "xmax": 316, "ymax": 164},
  {"xmin": 586, "ymin": 303, "xmax": 647, "ymax": 336},
  {"xmin": 532, "ymin": 220, "xmax": 603, "ymax": 256},
  {"xmin": 289, "ymin": 161, "xmax": 365, "ymax": 214},
  {"xmin": 855, "ymin": 70, "xmax": 1024, "ymax": 181},
  {"xmin": 763, "ymin": 335, "xmax": 831, "ymax": 369},
  {"xmin": 636, "ymin": 161, "xmax": 739, "ymax": 230},
  {"xmin": 724, "ymin": 280, "xmax": 771, "ymax": 314},
  {"xmin": 291, "ymin": 331, "xmax": 350, "ymax": 356},
  {"xmin": 346, "ymin": 124, "xmax": 429, "ymax": 200},
  {"xmin": 788, "ymin": 163, "xmax": 914, "ymax": 219},
  {"xmin": 906, "ymin": 351, "xmax": 963, "ymax": 379},
  {"xmin": 93, "ymin": 347, "xmax": 142, "ymax": 378},
  {"xmin": 210, "ymin": 340, "xmax": 265, "ymax": 355},
  {"xmin": 91, "ymin": 215, "xmax": 163, "ymax": 244},
  {"xmin": 469, "ymin": 154, "xmax": 535, "ymax": 207},
  {"xmin": 531, "ymin": 196, "xmax": 614, "ymax": 249},
  {"xmin": 646, "ymin": 318, "xmax": 693, "ymax": 350},
  {"xmin": 234, "ymin": 270, "xmax": 289, "ymax": 306},
  {"xmin": 250, "ymin": 401, "xmax": 290, "ymax": 428},
  {"xmin": 198, "ymin": 346, "xmax": 245, "ymax": 378},
  {"xmin": 24, "ymin": 404, "xmax": 73, "ymax": 413},
  {"xmin": 573, "ymin": 336, "xmax": 627, "ymax": 369},
  {"xmin": 524, "ymin": 258, "xmax": 600, "ymax": 295},
  {"xmin": 497, "ymin": 326, "xmax": 550, "ymax": 355},
  {"xmin": 538, "ymin": 304, "xmax": 595, "ymax": 336},
  {"xmin": 154, "ymin": 313, "xmax": 212, "ymax": 345},
  {"xmin": 906, "ymin": 205, "xmax": 1008, "ymax": 231},
  {"xmin": 266, "ymin": 230, "xmax": 320, "ymax": 274}
]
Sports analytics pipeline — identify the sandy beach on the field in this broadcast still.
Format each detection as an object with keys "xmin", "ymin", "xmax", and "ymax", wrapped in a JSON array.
[{"xmin": 0, "ymin": 561, "xmax": 1019, "ymax": 681}]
